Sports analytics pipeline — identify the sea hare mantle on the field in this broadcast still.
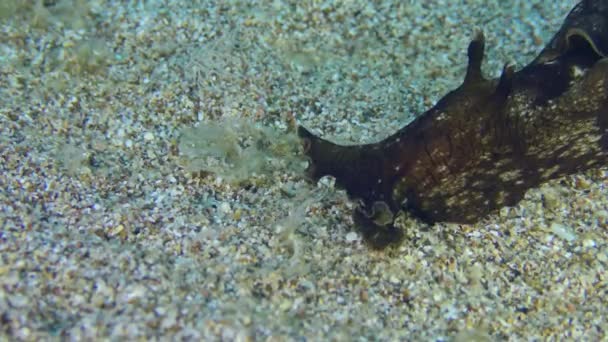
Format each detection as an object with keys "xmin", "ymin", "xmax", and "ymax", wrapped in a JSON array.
[{"xmin": 298, "ymin": 0, "xmax": 608, "ymax": 249}]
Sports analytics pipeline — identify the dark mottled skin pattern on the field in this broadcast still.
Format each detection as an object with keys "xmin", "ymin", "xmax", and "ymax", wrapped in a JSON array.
[{"xmin": 298, "ymin": 0, "xmax": 608, "ymax": 249}]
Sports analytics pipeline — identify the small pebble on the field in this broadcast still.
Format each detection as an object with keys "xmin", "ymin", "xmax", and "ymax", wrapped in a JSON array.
[
  {"xmin": 550, "ymin": 222, "xmax": 577, "ymax": 242},
  {"xmin": 0, "ymin": 1, "xmax": 599, "ymax": 341},
  {"xmin": 219, "ymin": 202, "xmax": 231, "ymax": 214},
  {"xmin": 345, "ymin": 231, "xmax": 359, "ymax": 242}
]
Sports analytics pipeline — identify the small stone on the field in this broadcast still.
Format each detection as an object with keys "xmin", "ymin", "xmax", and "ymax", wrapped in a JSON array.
[
  {"xmin": 219, "ymin": 202, "xmax": 231, "ymax": 214},
  {"xmin": 160, "ymin": 309, "xmax": 177, "ymax": 330},
  {"xmin": 143, "ymin": 132, "xmax": 155, "ymax": 141},
  {"xmin": 317, "ymin": 175, "xmax": 335, "ymax": 189},
  {"xmin": 550, "ymin": 222, "xmax": 577, "ymax": 242},
  {"xmin": 121, "ymin": 284, "xmax": 147, "ymax": 304},
  {"xmin": 279, "ymin": 299, "xmax": 292, "ymax": 312},
  {"xmin": 582, "ymin": 239, "xmax": 596, "ymax": 248},
  {"xmin": 574, "ymin": 177, "xmax": 591, "ymax": 190},
  {"xmin": 345, "ymin": 231, "xmax": 359, "ymax": 243},
  {"xmin": 9, "ymin": 294, "xmax": 28, "ymax": 308},
  {"xmin": 542, "ymin": 188, "xmax": 560, "ymax": 210},
  {"xmin": 15, "ymin": 327, "xmax": 31, "ymax": 339},
  {"xmin": 108, "ymin": 224, "xmax": 127, "ymax": 240},
  {"xmin": 359, "ymin": 289, "xmax": 369, "ymax": 302}
]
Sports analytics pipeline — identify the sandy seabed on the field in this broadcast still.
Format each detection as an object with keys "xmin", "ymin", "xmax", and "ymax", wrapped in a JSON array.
[{"xmin": 2, "ymin": 0, "xmax": 607, "ymax": 340}]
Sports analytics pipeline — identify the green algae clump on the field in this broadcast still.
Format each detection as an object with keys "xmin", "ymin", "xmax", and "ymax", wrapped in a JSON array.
[{"xmin": 178, "ymin": 118, "xmax": 305, "ymax": 185}]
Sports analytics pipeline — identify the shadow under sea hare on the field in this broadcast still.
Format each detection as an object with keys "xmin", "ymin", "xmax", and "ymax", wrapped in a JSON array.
[{"xmin": 298, "ymin": 0, "xmax": 608, "ymax": 249}]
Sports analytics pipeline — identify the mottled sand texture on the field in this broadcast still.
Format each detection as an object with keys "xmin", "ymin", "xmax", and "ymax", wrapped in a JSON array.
[{"xmin": 2, "ymin": 0, "xmax": 607, "ymax": 340}]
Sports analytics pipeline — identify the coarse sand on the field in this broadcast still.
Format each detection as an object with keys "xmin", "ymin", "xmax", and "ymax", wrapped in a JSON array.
[{"xmin": 2, "ymin": 0, "xmax": 607, "ymax": 340}]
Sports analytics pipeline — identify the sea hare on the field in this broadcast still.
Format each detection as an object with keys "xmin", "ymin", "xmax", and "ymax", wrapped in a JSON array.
[{"xmin": 298, "ymin": 0, "xmax": 608, "ymax": 249}]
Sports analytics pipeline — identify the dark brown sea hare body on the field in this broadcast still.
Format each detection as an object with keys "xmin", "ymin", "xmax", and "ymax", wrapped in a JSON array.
[{"xmin": 298, "ymin": 0, "xmax": 608, "ymax": 248}]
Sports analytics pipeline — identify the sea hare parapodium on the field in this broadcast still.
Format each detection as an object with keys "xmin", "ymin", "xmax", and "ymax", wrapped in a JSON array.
[{"xmin": 298, "ymin": 0, "xmax": 608, "ymax": 249}]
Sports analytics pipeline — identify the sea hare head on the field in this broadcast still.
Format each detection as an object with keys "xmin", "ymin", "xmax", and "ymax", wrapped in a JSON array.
[{"xmin": 536, "ymin": 0, "xmax": 608, "ymax": 63}]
